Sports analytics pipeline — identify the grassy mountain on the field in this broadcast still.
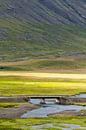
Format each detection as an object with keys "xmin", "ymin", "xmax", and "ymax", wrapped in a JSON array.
[{"xmin": 0, "ymin": 0, "xmax": 86, "ymax": 71}]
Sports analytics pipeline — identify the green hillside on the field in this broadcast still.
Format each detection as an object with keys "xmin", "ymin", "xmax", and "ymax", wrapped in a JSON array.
[
  {"xmin": 0, "ymin": 18, "xmax": 86, "ymax": 61},
  {"xmin": 0, "ymin": 0, "xmax": 86, "ymax": 70}
]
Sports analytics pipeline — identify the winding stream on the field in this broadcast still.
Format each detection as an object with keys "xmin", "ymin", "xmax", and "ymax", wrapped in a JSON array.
[
  {"xmin": 21, "ymin": 94, "xmax": 86, "ymax": 118},
  {"xmin": 21, "ymin": 94, "xmax": 86, "ymax": 129}
]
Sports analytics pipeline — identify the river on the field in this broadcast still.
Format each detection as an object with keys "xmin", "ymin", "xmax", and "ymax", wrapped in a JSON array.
[{"xmin": 21, "ymin": 94, "xmax": 86, "ymax": 118}]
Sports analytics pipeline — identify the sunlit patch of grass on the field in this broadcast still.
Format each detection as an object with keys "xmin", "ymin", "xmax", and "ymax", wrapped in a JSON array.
[{"xmin": 0, "ymin": 77, "xmax": 86, "ymax": 96}]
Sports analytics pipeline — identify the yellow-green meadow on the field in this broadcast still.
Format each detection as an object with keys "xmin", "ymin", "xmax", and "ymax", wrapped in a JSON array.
[{"xmin": 0, "ymin": 76, "xmax": 86, "ymax": 96}]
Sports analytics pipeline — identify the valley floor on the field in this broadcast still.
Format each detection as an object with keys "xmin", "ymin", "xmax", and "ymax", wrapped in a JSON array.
[
  {"xmin": 0, "ymin": 74, "xmax": 86, "ymax": 95},
  {"xmin": 0, "ymin": 71, "xmax": 86, "ymax": 129}
]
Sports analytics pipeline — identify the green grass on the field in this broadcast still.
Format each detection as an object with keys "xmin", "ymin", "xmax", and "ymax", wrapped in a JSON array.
[
  {"xmin": 0, "ymin": 17, "xmax": 86, "ymax": 71},
  {"xmin": 0, "ymin": 66, "xmax": 22, "ymax": 71},
  {"xmin": 0, "ymin": 76, "xmax": 86, "ymax": 96},
  {"xmin": 0, "ymin": 102, "xmax": 27, "ymax": 108},
  {"xmin": 0, "ymin": 18, "xmax": 86, "ymax": 63},
  {"xmin": 8, "ymin": 59, "xmax": 86, "ymax": 71},
  {"xmin": 0, "ymin": 59, "xmax": 86, "ymax": 71},
  {"xmin": 80, "ymin": 109, "xmax": 86, "ymax": 113},
  {"xmin": 45, "ymin": 128, "xmax": 62, "ymax": 130},
  {"xmin": 72, "ymin": 103, "xmax": 86, "ymax": 106},
  {"xmin": 0, "ymin": 116, "xmax": 86, "ymax": 130}
]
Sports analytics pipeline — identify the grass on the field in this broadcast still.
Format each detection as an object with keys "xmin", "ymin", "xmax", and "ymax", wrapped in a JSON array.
[
  {"xmin": 0, "ymin": 18, "xmax": 86, "ymax": 63},
  {"xmin": 0, "ymin": 116, "xmax": 86, "ymax": 130},
  {"xmin": 80, "ymin": 109, "xmax": 86, "ymax": 113},
  {"xmin": 0, "ymin": 76, "xmax": 86, "ymax": 96},
  {"xmin": 0, "ymin": 102, "xmax": 27, "ymax": 108},
  {"xmin": 45, "ymin": 128, "xmax": 62, "ymax": 130},
  {"xmin": 0, "ymin": 58, "xmax": 85, "ymax": 72},
  {"xmin": 72, "ymin": 103, "xmax": 86, "ymax": 106},
  {"xmin": 0, "ymin": 17, "xmax": 86, "ymax": 71},
  {"xmin": 0, "ymin": 59, "xmax": 86, "ymax": 72}
]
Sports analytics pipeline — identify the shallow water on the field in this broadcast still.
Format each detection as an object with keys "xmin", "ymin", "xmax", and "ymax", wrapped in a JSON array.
[
  {"xmin": 21, "ymin": 99, "xmax": 86, "ymax": 118},
  {"xmin": 73, "ymin": 93, "xmax": 86, "ymax": 98},
  {"xmin": 24, "ymin": 123, "xmax": 86, "ymax": 130}
]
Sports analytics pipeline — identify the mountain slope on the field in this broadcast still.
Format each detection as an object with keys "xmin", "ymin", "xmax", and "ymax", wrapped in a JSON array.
[
  {"xmin": 1, "ymin": 0, "xmax": 86, "ymax": 25},
  {"xmin": 0, "ymin": 0, "xmax": 86, "ymax": 63}
]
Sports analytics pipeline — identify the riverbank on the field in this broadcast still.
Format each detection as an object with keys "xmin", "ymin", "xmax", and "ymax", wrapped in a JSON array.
[
  {"xmin": 0, "ymin": 102, "xmax": 86, "ymax": 119},
  {"xmin": 0, "ymin": 103, "xmax": 39, "ymax": 118},
  {"xmin": 48, "ymin": 109, "xmax": 86, "ymax": 117},
  {"xmin": 0, "ymin": 93, "xmax": 86, "ymax": 118}
]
